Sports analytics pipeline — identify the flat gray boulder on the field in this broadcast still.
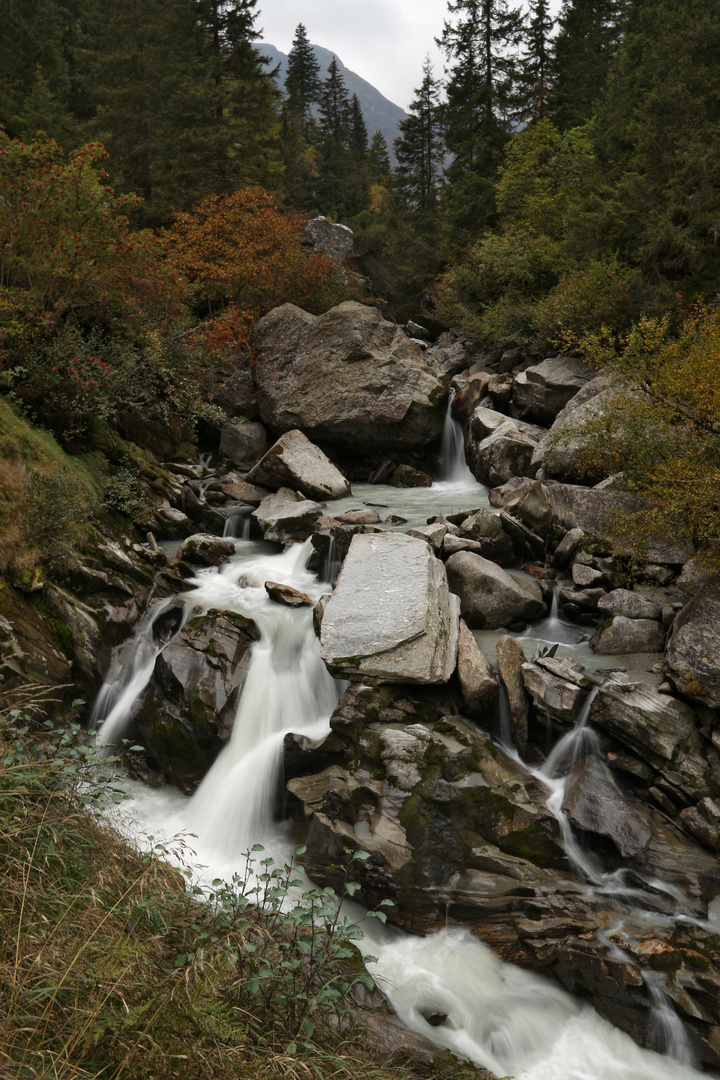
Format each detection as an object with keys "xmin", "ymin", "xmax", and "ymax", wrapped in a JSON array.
[
  {"xmin": 246, "ymin": 429, "xmax": 350, "ymax": 501},
  {"xmin": 597, "ymin": 589, "xmax": 663, "ymax": 621},
  {"xmin": 252, "ymin": 302, "xmax": 446, "ymax": 451},
  {"xmin": 512, "ymin": 355, "xmax": 594, "ymax": 426},
  {"xmin": 445, "ymin": 551, "xmax": 545, "ymax": 630},
  {"xmin": 591, "ymin": 616, "xmax": 665, "ymax": 654},
  {"xmin": 664, "ymin": 585, "xmax": 720, "ymax": 708},
  {"xmin": 303, "ymin": 216, "xmax": 354, "ymax": 264},
  {"xmin": 469, "ymin": 420, "xmax": 541, "ymax": 487},
  {"xmin": 252, "ymin": 488, "xmax": 325, "ymax": 543},
  {"xmin": 320, "ymin": 533, "xmax": 459, "ymax": 684}
]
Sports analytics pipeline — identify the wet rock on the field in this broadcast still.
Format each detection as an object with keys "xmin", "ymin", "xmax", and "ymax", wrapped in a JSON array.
[
  {"xmin": 147, "ymin": 505, "xmax": 193, "ymax": 540},
  {"xmin": 177, "ymin": 533, "xmax": 236, "ymax": 567},
  {"xmin": 129, "ymin": 610, "xmax": 260, "ymax": 793},
  {"xmin": 442, "ymin": 534, "xmax": 497, "ymax": 561},
  {"xmin": 521, "ymin": 659, "xmax": 588, "ymax": 724},
  {"xmin": 389, "ymin": 464, "xmax": 433, "ymax": 488},
  {"xmin": 591, "ymin": 616, "xmax": 665, "ymax": 655},
  {"xmin": 334, "ymin": 509, "xmax": 382, "ymax": 525},
  {"xmin": 496, "ymin": 635, "xmax": 530, "ymax": 751},
  {"xmin": 469, "ymin": 420, "xmax": 541, "ymax": 487},
  {"xmin": 264, "ymin": 581, "xmax": 314, "ymax": 607},
  {"xmin": 312, "ymin": 594, "xmax": 331, "ymax": 638},
  {"xmin": 220, "ymin": 479, "xmax": 271, "ymax": 505},
  {"xmin": 457, "ymin": 619, "xmax": 498, "ymax": 717},
  {"xmin": 511, "ymin": 355, "xmax": 594, "ymax": 426},
  {"xmin": 246, "ymin": 429, "xmax": 351, "ymax": 501},
  {"xmin": 320, "ymin": 533, "xmax": 460, "ymax": 685},
  {"xmin": 552, "ymin": 527, "xmax": 585, "ymax": 569},
  {"xmin": 445, "ymin": 552, "xmax": 545, "ymax": 630},
  {"xmin": 252, "ymin": 302, "xmax": 446, "ymax": 452},
  {"xmin": 451, "ymin": 372, "xmax": 491, "ymax": 423},
  {"xmin": 252, "ymin": 488, "xmax": 325, "ymax": 543},
  {"xmin": 597, "ymin": 589, "xmax": 663, "ymax": 621},
  {"xmin": 664, "ymin": 585, "xmax": 720, "ymax": 708},
  {"xmin": 457, "ymin": 509, "xmax": 514, "ymax": 566},
  {"xmin": 219, "ymin": 419, "xmax": 269, "ymax": 467},
  {"xmin": 562, "ymin": 753, "xmax": 653, "ymax": 858},
  {"xmin": 407, "ymin": 523, "xmax": 447, "ymax": 552},
  {"xmin": 679, "ymin": 798, "xmax": 720, "ymax": 852}
]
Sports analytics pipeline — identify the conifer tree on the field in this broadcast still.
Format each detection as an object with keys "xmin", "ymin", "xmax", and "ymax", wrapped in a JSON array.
[
  {"xmin": 316, "ymin": 57, "xmax": 352, "ymax": 214},
  {"xmin": 550, "ymin": 0, "xmax": 626, "ymax": 130},
  {"xmin": 284, "ymin": 23, "xmax": 322, "ymax": 131},
  {"xmin": 517, "ymin": 0, "xmax": 555, "ymax": 121},
  {"xmin": 367, "ymin": 131, "xmax": 391, "ymax": 182},
  {"xmin": 437, "ymin": 0, "xmax": 524, "ymax": 241},
  {"xmin": 394, "ymin": 58, "xmax": 444, "ymax": 214}
]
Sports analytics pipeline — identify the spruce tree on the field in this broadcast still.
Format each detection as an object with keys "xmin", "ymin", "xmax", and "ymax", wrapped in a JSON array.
[
  {"xmin": 437, "ymin": 0, "xmax": 524, "ymax": 241},
  {"xmin": 394, "ymin": 58, "xmax": 444, "ymax": 214},
  {"xmin": 316, "ymin": 57, "xmax": 352, "ymax": 214},
  {"xmin": 550, "ymin": 0, "xmax": 627, "ymax": 130},
  {"xmin": 284, "ymin": 23, "xmax": 322, "ymax": 131},
  {"xmin": 517, "ymin": 0, "xmax": 555, "ymax": 121},
  {"xmin": 367, "ymin": 131, "xmax": 391, "ymax": 182}
]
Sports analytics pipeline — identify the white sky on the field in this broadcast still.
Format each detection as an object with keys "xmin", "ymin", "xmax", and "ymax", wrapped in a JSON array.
[{"xmin": 257, "ymin": 0, "xmax": 563, "ymax": 112}]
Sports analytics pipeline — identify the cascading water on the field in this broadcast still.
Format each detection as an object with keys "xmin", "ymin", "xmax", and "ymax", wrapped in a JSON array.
[
  {"xmin": 91, "ymin": 476, "xmax": 709, "ymax": 1080},
  {"xmin": 437, "ymin": 393, "xmax": 479, "ymax": 486}
]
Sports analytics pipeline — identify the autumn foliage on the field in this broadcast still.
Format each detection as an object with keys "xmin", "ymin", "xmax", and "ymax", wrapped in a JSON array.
[
  {"xmin": 0, "ymin": 135, "xmax": 186, "ymax": 342},
  {"xmin": 167, "ymin": 187, "xmax": 355, "ymax": 320}
]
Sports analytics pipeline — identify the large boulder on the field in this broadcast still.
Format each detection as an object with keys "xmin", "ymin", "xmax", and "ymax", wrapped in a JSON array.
[
  {"xmin": 536, "ymin": 375, "xmax": 616, "ymax": 483},
  {"xmin": 176, "ymin": 533, "xmax": 235, "ymax": 567},
  {"xmin": 252, "ymin": 488, "xmax": 325, "ymax": 543},
  {"xmin": 521, "ymin": 656, "xmax": 590, "ymax": 724},
  {"xmin": 252, "ymin": 302, "xmax": 446, "ymax": 451},
  {"xmin": 219, "ymin": 419, "xmax": 269, "ymax": 467},
  {"xmin": 591, "ymin": 616, "xmax": 665, "ymax": 655},
  {"xmin": 468, "ymin": 420, "xmax": 541, "ymax": 487},
  {"xmin": 445, "ymin": 552, "xmax": 546, "ymax": 630},
  {"xmin": 245, "ymin": 429, "xmax": 351, "ymax": 501},
  {"xmin": 496, "ymin": 635, "xmax": 530, "ymax": 751},
  {"xmin": 562, "ymin": 754, "xmax": 653, "ymax": 858},
  {"xmin": 511, "ymin": 356, "xmax": 594, "ymax": 426},
  {"xmin": 128, "ymin": 610, "xmax": 260, "ymax": 793},
  {"xmin": 664, "ymin": 585, "xmax": 720, "ymax": 708},
  {"xmin": 320, "ymin": 533, "xmax": 459, "ymax": 684}
]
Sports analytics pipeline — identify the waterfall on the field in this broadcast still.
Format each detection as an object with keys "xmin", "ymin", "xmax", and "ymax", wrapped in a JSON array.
[{"xmin": 437, "ymin": 393, "xmax": 477, "ymax": 485}]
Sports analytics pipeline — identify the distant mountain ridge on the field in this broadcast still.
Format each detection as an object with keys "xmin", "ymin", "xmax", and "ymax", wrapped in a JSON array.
[{"xmin": 259, "ymin": 43, "xmax": 408, "ymax": 165}]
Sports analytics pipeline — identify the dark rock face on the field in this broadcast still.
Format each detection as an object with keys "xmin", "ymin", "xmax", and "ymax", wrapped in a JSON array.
[
  {"xmin": 496, "ymin": 635, "xmax": 530, "ymax": 752},
  {"xmin": 252, "ymin": 302, "xmax": 446, "ymax": 452},
  {"xmin": 129, "ymin": 610, "xmax": 260, "ymax": 794},
  {"xmin": 219, "ymin": 420, "xmax": 269, "ymax": 468},
  {"xmin": 283, "ymin": 683, "xmax": 720, "ymax": 1066},
  {"xmin": 664, "ymin": 585, "xmax": 720, "ymax": 708}
]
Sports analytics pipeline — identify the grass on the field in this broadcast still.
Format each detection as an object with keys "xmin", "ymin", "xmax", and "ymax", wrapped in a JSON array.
[
  {"xmin": 0, "ymin": 398, "xmax": 98, "ymax": 579},
  {"xmin": 0, "ymin": 684, "xmax": 490, "ymax": 1080}
]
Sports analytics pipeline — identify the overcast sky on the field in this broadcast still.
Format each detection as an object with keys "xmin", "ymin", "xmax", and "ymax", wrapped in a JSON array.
[{"xmin": 258, "ymin": 0, "xmax": 562, "ymax": 112}]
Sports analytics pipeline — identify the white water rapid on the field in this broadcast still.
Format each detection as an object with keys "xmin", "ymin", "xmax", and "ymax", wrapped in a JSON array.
[{"xmin": 92, "ymin": 468, "xmax": 710, "ymax": 1080}]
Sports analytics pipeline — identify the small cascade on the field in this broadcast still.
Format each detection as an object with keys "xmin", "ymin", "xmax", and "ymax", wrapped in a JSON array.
[
  {"xmin": 540, "ymin": 681, "xmax": 601, "ymax": 781},
  {"xmin": 223, "ymin": 510, "xmax": 251, "ymax": 540},
  {"xmin": 520, "ymin": 579, "xmax": 582, "ymax": 646},
  {"xmin": 646, "ymin": 978, "xmax": 697, "ymax": 1068},
  {"xmin": 322, "ymin": 535, "xmax": 341, "ymax": 584},
  {"xmin": 495, "ymin": 676, "xmax": 513, "ymax": 749},
  {"xmin": 92, "ymin": 596, "xmax": 189, "ymax": 749},
  {"xmin": 437, "ymin": 393, "xmax": 478, "ymax": 485}
]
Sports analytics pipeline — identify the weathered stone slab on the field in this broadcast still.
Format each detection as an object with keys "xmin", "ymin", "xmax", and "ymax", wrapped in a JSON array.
[
  {"xmin": 590, "ymin": 677, "xmax": 697, "ymax": 764},
  {"xmin": 320, "ymin": 533, "xmax": 459, "ymax": 684},
  {"xmin": 457, "ymin": 619, "xmax": 497, "ymax": 716},
  {"xmin": 246, "ymin": 429, "xmax": 350, "ymax": 501},
  {"xmin": 562, "ymin": 754, "xmax": 653, "ymax": 858},
  {"xmin": 252, "ymin": 488, "xmax": 325, "ymax": 543}
]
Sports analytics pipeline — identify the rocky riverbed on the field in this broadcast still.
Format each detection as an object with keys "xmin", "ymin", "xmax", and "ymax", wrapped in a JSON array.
[{"xmin": 3, "ymin": 298, "xmax": 720, "ymax": 1074}]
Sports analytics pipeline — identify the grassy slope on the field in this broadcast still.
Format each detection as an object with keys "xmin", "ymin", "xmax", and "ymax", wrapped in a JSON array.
[{"xmin": 0, "ymin": 698, "xmax": 490, "ymax": 1080}]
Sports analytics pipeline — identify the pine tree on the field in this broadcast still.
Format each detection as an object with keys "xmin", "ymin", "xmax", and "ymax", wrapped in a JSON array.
[
  {"xmin": 517, "ymin": 0, "xmax": 555, "ymax": 121},
  {"xmin": 550, "ymin": 0, "xmax": 627, "ymax": 130},
  {"xmin": 367, "ymin": 131, "xmax": 391, "ymax": 182},
  {"xmin": 394, "ymin": 58, "xmax": 444, "ymax": 214},
  {"xmin": 284, "ymin": 23, "xmax": 322, "ymax": 131},
  {"xmin": 316, "ymin": 57, "xmax": 352, "ymax": 214},
  {"xmin": 437, "ymin": 0, "xmax": 524, "ymax": 241}
]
